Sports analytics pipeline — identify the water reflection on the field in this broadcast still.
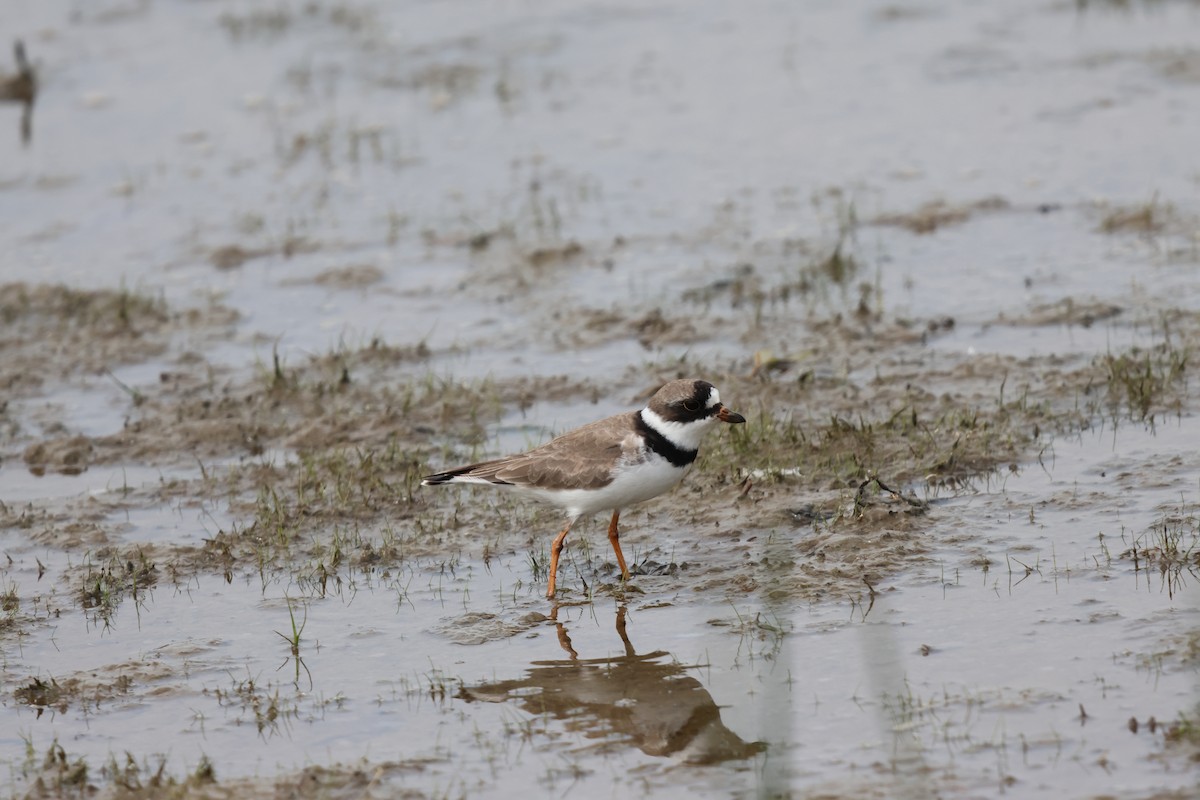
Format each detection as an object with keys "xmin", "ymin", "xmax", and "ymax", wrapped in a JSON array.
[{"xmin": 459, "ymin": 606, "xmax": 765, "ymax": 764}]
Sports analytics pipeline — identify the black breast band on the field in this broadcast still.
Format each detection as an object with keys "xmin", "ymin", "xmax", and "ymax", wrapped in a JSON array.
[{"xmin": 635, "ymin": 412, "xmax": 698, "ymax": 468}]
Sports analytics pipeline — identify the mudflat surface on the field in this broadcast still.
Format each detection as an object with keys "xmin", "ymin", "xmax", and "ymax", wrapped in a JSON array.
[{"xmin": 2, "ymin": 2, "xmax": 1199, "ymax": 798}]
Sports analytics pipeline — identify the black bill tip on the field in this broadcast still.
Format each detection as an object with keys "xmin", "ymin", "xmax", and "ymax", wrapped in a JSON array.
[{"xmin": 717, "ymin": 406, "xmax": 746, "ymax": 424}]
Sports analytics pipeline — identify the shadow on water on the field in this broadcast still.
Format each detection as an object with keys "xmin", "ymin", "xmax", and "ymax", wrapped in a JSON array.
[{"xmin": 459, "ymin": 605, "xmax": 766, "ymax": 765}]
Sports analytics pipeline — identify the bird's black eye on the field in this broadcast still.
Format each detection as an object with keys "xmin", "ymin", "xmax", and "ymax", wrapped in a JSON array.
[{"xmin": 683, "ymin": 398, "xmax": 702, "ymax": 412}]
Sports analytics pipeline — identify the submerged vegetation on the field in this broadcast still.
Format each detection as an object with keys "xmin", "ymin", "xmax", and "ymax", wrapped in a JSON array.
[
  {"xmin": 1, "ymin": 281, "xmax": 1198, "ymax": 623},
  {"xmin": 1122, "ymin": 504, "xmax": 1200, "ymax": 599},
  {"xmin": 1097, "ymin": 341, "xmax": 1189, "ymax": 422},
  {"xmin": 1097, "ymin": 196, "xmax": 1173, "ymax": 235},
  {"xmin": 76, "ymin": 548, "xmax": 158, "ymax": 627},
  {"xmin": 5, "ymin": 0, "xmax": 1200, "ymax": 793},
  {"xmin": 4, "ymin": 185, "xmax": 1200, "ymax": 793}
]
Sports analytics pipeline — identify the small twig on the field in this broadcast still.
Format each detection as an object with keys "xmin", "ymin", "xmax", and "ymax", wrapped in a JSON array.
[
  {"xmin": 853, "ymin": 475, "xmax": 929, "ymax": 515},
  {"xmin": 104, "ymin": 369, "xmax": 145, "ymax": 406}
]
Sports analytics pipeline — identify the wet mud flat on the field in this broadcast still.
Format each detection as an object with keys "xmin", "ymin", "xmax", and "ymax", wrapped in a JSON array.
[
  {"xmin": 3, "ymin": 0, "xmax": 1200, "ymax": 798},
  {"xmin": 3, "ymin": 277, "xmax": 1199, "ymax": 799}
]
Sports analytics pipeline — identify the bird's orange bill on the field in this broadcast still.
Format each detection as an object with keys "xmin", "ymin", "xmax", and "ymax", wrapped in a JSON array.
[{"xmin": 717, "ymin": 405, "xmax": 746, "ymax": 424}]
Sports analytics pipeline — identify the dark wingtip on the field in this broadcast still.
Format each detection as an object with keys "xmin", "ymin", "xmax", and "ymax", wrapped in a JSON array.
[
  {"xmin": 422, "ymin": 461, "xmax": 513, "ymax": 486},
  {"xmin": 421, "ymin": 467, "xmax": 464, "ymax": 485},
  {"xmin": 423, "ymin": 469, "xmax": 474, "ymax": 484}
]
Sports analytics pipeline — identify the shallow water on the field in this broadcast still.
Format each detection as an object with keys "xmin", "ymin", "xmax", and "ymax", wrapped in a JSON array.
[
  {"xmin": 3, "ymin": 0, "xmax": 1200, "ymax": 797},
  {"xmin": 5, "ymin": 0, "xmax": 1199, "ymax": 354},
  {"xmin": 1, "ymin": 421, "xmax": 1197, "ymax": 797}
]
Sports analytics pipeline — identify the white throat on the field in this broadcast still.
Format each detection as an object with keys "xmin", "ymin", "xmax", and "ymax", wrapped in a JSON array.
[{"xmin": 639, "ymin": 407, "xmax": 716, "ymax": 453}]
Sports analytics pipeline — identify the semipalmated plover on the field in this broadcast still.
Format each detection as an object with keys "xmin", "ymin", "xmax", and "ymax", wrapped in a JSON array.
[{"xmin": 422, "ymin": 379, "xmax": 746, "ymax": 597}]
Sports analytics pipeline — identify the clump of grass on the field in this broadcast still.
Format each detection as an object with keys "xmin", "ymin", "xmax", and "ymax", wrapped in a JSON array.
[
  {"xmin": 717, "ymin": 408, "xmax": 808, "ymax": 478},
  {"xmin": 24, "ymin": 740, "xmax": 90, "ymax": 795},
  {"xmin": 527, "ymin": 548, "xmax": 547, "ymax": 584},
  {"xmin": 14, "ymin": 676, "xmax": 68, "ymax": 713},
  {"xmin": 1164, "ymin": 709, "xmax": 1200, "ymax": 750},
  {"xmin": 114, "ymin": 341, "xmax": 509, "ymax": 467},
  {"xmin": 76, "ymin": 548, "xmax": 158, "ymax": 626},
  {"xmin": 1098, "ymin": 196, "xmax": 1170, "ymax": 235},
  {"xmin": 294, "ymin": 443, "xmax": 426, "ymax": 513},
  {"xmin": 15, "ymin": 739, "xmax": 217, "ymax": 799},
  {"xmin": 421, "ymin": 667, "xmax": 461, "ymax": 703},
  {"xmin": 194, "ymin": 446, "xmax": 431, "ymax": 585},
  {"xmin": 712, "ymin": 400, "xmax": 1023, "ymax": 493},
  {"xmin": 1146, "ymin": 513, "xmax": 1200, "ymax": 567},
  {"xmin": 1, "ymin": 579, "xmax": 18, "ymax": 627},
  {"xmin": 808, "ymin": 241, "xmax": 859, "ymax": 289},
  {"xmin": 710, "ymin": 602, "xmax": 790, "ymax": 664},
  {"xmin": 208, "ymin": 672, "xmax": 299, "ymax": 738},
  {"xmin": 0, "ymin": 282, "xmax": 167, "ymax": 331},
  {"xmin": 218, "ymin": 8, "xmax": 293, "ymax": 41},
  {"xmin": 101, "ymin": 752, "xmax": 217, "ymax": 795},
  {"xmin": 1097, "ymin": 342, "xmax": 1189, "ymax": 421},
  {"xmin": 275, "ymin": 596, "xmax": 313, "ymax": 689},
  {"xmin": 275, "ymin": 597, "xmax": 307, "ymax": 656},
  {"xmin": 680, "ymin": 231, "xmax": 864, "ymax": 321},
  {"xmin": 1121, "ymin": 507, "xmax": 1200, "ymax": 598},
  {"xmin": 234, "ymin": 442, "xmax": 427, "ymax": 563},
  {"xmin": 871, "ymin": 196, "xmax": 1007, "ymax": 235}
]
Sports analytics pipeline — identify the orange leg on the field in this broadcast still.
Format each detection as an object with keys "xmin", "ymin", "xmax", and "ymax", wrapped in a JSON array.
[
  {"xmin": 555, "ymin": 622, "xmax": 579, "ymax": 659},
  {"xmin": 608, "ymin": 510, "xmax": 630, "ymax": 581},
  {"xmin": 547, "ymin": 520, "xmax": 573, "ymax": 598},
  {"xmin": 615, "ymin": 605, "xmax": 635, "ymax": 657}
]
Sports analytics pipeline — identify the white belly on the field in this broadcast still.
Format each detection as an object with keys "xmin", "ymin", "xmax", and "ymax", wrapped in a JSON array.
[{"xmin": 523, "ymin": 456, "xmax": 690, "ymax": 519}]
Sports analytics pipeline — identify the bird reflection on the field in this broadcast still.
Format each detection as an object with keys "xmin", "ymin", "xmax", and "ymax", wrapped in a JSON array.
[
  {"xmin": 1, "ymin": 41, "xmax": 36, "ymax": 144},
  {"xmin": 458, "ymin": 606, "xmax": 765, "ymax": 764}
]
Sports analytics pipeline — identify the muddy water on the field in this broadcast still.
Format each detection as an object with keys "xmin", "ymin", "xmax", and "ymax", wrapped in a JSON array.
[
  {"xmin": 2, "ymin": 421, "xmax": 1197, "ymax": 798},
  {"xmin": 3, "ymin": 0, "xmax": 1200, "ymax": 798}
]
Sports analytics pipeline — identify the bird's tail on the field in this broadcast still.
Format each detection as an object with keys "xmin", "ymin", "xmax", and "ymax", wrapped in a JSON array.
[
  {"xmin": 421, "ymin": 462, "xmax": 500, "ymax": 486},
  {"xmin": 421, "ymin": 468, "xmax": 466, "ymax": 486}
]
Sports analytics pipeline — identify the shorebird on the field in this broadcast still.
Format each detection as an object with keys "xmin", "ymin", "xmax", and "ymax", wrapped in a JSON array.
[
  {"xmin": 1, "ymin": 41, "xmax": 36, "ymax": 144},
  {"xmin": 422, "ymin": 379, "xmax": 745, "ymax": 597}
]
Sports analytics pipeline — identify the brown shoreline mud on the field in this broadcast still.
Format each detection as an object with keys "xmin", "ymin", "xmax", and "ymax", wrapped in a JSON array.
[
  {"xmin": 2, "ymin": 277, "xmax": 1194, "ymax": 614},
  {"xmin": 4, "ymin": 279, "xmax": 1198, "ymax": 794},
  {"xmin": 3, "ymin": 213, "xmax": 1199, "ymax": 799},
  {"xmin": 4, "ymin": 0, "xmax": 1200, "ymax": 796}
]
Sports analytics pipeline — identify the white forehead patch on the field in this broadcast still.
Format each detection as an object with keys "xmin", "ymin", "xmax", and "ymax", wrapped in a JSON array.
[{"xmin": 705, "ymin": 387, "xmax": 721, "ymax": 408}]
